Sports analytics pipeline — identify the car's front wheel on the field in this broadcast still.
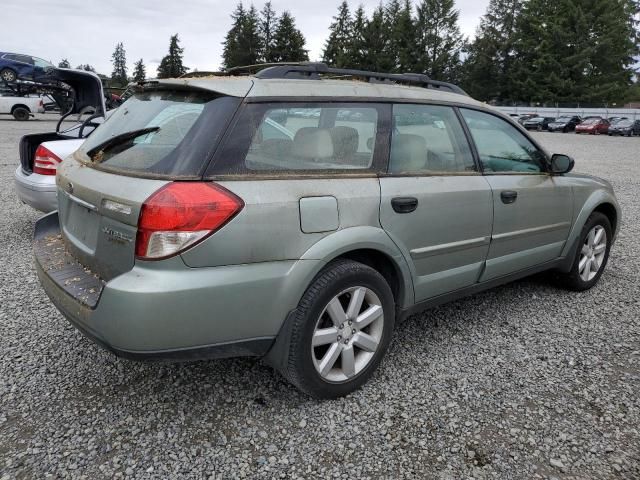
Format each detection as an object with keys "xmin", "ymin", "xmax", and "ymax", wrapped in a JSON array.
[
  {"xmin": 557, "ymin": 212, "xmax": 612, "ymax": 291},
  {"xmin": 280, "ymin": 260, "xmax": 395, "ymax": 399},
  {"xmin": 0, "ymin": 68, "xmax": 17, "ymax": 82}
]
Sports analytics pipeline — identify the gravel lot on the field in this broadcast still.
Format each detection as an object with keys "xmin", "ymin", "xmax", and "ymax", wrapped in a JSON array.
[{"xmin": 1, "ymin": 116, "xmax": 638, "ymax": 479}]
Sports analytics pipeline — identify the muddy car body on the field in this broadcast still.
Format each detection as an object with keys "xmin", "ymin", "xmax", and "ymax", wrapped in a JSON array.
[{"xmin": 34, "ymin": 64, "xmax": 620, "ymax": 398}]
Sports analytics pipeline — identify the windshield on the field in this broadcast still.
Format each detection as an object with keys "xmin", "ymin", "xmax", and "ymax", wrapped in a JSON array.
[
  {"xmin": 33, "ymin": 56, "xmax": 53, "ymax": 68},
  {"xmin": 582, "ymin": 118, "xmax": 600, "ymax": 125},
  {"xmin": 79, "ymin": 90, "xmax": 240, "ymax": 178},
  {"xmin": 615, "ymin": 120, "xmax": 632, "ymax": 127},
  {"xmin": 527, "ymin": 117, "xmax": 543, "ymax": 122},
  {"xmin": 555, "ymin": 117, "xmax": 572, "ymax": 122}
]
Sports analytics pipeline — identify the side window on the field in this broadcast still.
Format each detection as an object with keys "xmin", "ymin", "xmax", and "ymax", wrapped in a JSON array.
[
  {"xmin": 390, "ymin": 104, "xmax": 475, "ymax": 173},
  {"xmin": 461, "ymin": 109, "xmax": 545, "ymax": 173},
  {"xmin": 243, "ymin": 105, "xmax": 379, "ymax": 171}
]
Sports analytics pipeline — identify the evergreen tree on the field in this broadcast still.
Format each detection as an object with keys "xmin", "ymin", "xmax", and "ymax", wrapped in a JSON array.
[
  {"xmin": 260, "ymin": 2, "xmax": 278, "ymax": 63},
  {"xmin": 462, "ymin": 0, "xmax": 522, "ymax": 101},
  {"xmin": 132, "ymin": 59, "xmax": 146, "ymax": 82},
  {"xmin": 58, "ymin": 59, "xmax": 71, "ymax": 69},
  {"xmin": 222, "ymin": 3, "xmax": 263, "ymax": 68},
  {"xmin": 360, "ymin": 5, "xmax": 394, "ymax": 72},
  {"xmin": 110, "ymin": 42, "xmax": 128, "ymax": 87},
  {"xmin": 346, "ymin": 5, "xmax": 368, "ymax": 67},
  {"xmin": 386, "ymin": 0, "xmax": 417, "ymax": 72},
  {"xmin": 157, "ymin": 34, "xmax": 188, "ymax": 78},
  {"xmin": 271, "ymin": 11, "xmax": 309, "ymax": 62},
  {"xmin": 510, "ymin": 0, "xmax": 638, "ymax": 105},
  {"xmin": 414, "ymin": 0, "xmax": 465, "ymax": 82},
  {"xmin": 322, "ymin": 1, "xmax": 353, "ymax": 67}
]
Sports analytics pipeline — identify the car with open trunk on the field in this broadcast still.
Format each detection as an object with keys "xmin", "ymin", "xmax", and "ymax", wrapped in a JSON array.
[{"xmin": 34, "ymin": 63, "xmax": 621, "ymax": 399}]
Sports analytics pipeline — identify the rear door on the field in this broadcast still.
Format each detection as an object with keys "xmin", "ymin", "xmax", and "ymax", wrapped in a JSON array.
[
  {"xmin": 379, "ymin": 104, "xmax": 493, "ymax": 302},
  {"xmin": 459, "ymin": 108, "xmax": 573, "ymax": 281}
]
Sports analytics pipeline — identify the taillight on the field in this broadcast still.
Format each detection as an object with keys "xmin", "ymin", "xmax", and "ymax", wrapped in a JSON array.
[
  {"xmin": 33, "ymin": 145, "xmax": 62, "ymax": 175},
  {"xmin": 135, "ymin": 182, "xmax": 244, "ymax": 260}
]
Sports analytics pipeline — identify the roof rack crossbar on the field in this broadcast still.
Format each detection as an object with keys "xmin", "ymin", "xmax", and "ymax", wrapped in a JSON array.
[{"xmin": 224, "ymin": 62, "xmax": 468, "ymax": 96}]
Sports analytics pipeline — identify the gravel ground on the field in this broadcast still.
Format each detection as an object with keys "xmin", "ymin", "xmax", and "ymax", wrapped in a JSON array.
[{"xmin": 1, "ymin": 118, "xmax": 639, "ymax": 479}]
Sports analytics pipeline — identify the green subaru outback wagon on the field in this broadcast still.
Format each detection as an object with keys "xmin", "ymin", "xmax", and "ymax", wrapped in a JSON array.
[{"xmin": 34, "ymin": 63, "xmax": 620, "ymax": 399}]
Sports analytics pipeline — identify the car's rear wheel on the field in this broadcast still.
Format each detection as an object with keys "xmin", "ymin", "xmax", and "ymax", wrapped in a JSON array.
[
  {"xmin": 12, "ymin": 107, "xmax": 30, "ymax": 121},
  {"xmin": 280, "ymin": 260, "xmax": 395, "ymax": 399},
  {"xmin": 1, "ymin": 68, "xmax": 17, "ymax": 82},
  {"xmin": 557, "ymin": 212, "xmax": 612, "ymax": 291}
]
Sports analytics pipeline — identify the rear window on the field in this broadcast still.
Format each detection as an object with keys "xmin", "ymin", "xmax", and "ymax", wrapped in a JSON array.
[
  {"xmin": 79, "ymin": 90, "xmax": 240, "ymax": 178},
  {"xmin": 209, "ymin": 103, "xmax": 384, "ymax": 175}
]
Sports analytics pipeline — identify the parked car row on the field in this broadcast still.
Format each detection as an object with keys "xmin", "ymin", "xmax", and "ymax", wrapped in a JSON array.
[{"xmin": 512, "ymin": 113, "xmax": 640, "ymax": 136}]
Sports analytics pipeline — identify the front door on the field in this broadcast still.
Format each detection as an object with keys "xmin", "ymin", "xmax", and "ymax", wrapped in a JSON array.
[
  {"xmin": 379, "ymin": 104, "xmax": 493, "ymax": 302},
  {"xmin": 459, "ymin": 109, "xmax": 573, "ymax": 281}
]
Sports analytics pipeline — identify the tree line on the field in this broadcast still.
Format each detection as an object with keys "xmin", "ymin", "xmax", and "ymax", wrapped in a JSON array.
[
  {"xmin": 222, "ymin": 2, "xmax": 308, "ymax": 67},
  {"xmin": 55, "ymin": 0, "xmax": 639, "ymax": 104},
  {"xmin": 222, "ymin": 0, "xmax": 639, "ymax": 105},
  {"xmin": 56, "ymin": 34, "xmax": 188, "ymax": 88}
]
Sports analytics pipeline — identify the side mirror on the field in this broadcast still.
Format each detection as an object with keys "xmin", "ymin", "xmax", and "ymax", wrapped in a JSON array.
[{"xmin": 549, "ymin": 154, "xmax": 574, "ymax": 174}]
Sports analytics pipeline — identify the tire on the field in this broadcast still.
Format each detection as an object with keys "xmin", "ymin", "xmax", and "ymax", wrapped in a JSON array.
[
  {"xmin": 280, "ymin": 259, "xmax": 395, "ymax": 399},
  {"xmin": 563, "ymin": 127, "xmax": 569, "ymax": 133},
  {"xmin": 556, "ymin": 212, "xmax": 612, "ymax": 291},
  {"xmin": 0, "ymin": 68, "xmax": 17, "ymax": 82},
  {"xmin": 12, "ymin": 107, "xmax": 30, "ymax": 121}
]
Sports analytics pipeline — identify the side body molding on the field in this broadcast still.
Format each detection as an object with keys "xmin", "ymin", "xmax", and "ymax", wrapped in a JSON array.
[{"xmin": 298, "ymin": 226, "xmax": 415, "ymax": 308}]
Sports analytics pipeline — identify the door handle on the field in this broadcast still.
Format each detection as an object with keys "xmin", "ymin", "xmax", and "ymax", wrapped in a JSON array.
[
  {"xmin": 500, "ymin": 191, "xmax": 518, "ymax": 204},
  {"xmin": 391, "ymin": 197, "xmax": 418, "ymax": 214}
]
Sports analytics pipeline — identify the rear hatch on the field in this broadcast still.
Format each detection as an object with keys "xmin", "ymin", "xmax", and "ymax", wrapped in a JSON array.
[{"xmin": 56, "ymin": 85, "xmax": 246, "ymax": 281}]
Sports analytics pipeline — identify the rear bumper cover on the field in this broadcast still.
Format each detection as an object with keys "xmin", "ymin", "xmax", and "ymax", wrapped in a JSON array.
[
  {"xmin": 34, "ymin": 212, "xmax": 319, "ymax": 361},
  {"xmin": 14, "ymin": 166, "xmax": 57, "ymax": 213}
]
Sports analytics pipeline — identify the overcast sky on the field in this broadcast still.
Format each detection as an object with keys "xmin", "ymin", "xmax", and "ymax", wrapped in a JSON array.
[{"xmin": 3, "ymin": 0, "xmax": 489, "ymax": 76}]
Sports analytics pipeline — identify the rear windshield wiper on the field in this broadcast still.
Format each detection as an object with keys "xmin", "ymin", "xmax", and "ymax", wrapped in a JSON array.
[{"xmin": 87, "ymin": 127, "xmax": 160, "ymax": 160}]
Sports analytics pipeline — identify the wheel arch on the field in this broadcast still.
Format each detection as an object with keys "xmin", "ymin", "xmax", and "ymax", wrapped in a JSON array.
[
  {"xmin": 298, "ymin": 226, "xmax": 414, "ymax": 309},
  {"xmin": 559, "ymin": 190, "xmax": 621, "ymax": 271},
  {"xmin": 264, "ymin": 227, "xmax": 415, "ymax": 372},
  {"xmin": 593, "ymin": 202, "xmax": 618, "ymax": 235},
  {"xmin": 11, "ymin": 104, "xmax": 31, "ymax": 114}
]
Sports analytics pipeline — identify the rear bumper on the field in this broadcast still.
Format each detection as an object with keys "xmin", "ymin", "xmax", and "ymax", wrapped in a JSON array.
[
  {"xmin": 34, "ymin": 212, "xmax": 320, "ymax": 360},
  {"xmin": 14, "ymin": 166, "xmax": 57, "ymax": 212}
]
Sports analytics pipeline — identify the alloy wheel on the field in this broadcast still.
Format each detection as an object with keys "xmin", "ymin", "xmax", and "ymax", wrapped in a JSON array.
[
  {"xmin": 311, "ymin": 286, "xmax": 384, "ymax": 382},
  {"xmin": 579, "ymin": 225, "xmax": 607, "ymax": 282},
  {"xmin": 1, "ymin": 69, "xmax": 16, "ymax": 82}
]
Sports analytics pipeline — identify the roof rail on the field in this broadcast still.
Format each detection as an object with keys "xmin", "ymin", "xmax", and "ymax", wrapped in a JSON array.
[{"xmin": 224, "ymin": 62, "xmax": 468, "ymax": 96}]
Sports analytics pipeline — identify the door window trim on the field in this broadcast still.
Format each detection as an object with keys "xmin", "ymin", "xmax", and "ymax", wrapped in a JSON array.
[
  {"xmin": 205, "ymin": 101, "xmax": 392, "ymax": 178},
  {"xmin": 457, "ymin": 106, "xmax": 551, "ymax": 175},
  {"xmin": 381, "ymin": 103, "xmax": 481, "ymax": 177}
]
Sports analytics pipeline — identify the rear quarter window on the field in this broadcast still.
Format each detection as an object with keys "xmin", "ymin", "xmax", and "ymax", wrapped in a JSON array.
[{"xmin": 209, "ymin": 103, "xmax": 386, "ymax": 175}]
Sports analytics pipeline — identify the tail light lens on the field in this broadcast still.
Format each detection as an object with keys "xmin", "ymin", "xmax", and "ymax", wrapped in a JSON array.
[
  {"xmin": 135, "ymin": 182, "xmax": 244, "ymax": 260},
  {"xmin": 33, "ymin": 145, "xmax": 62, "ymax": 175}
]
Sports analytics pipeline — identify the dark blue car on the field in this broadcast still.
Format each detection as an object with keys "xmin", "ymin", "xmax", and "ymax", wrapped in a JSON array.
[{"xmin": 0, "ymin": 52, "xmax": 54, "ymax": 83}]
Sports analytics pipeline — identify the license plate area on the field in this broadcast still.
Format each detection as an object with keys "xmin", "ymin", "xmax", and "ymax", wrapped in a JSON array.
[{"xmin": 62, "ymin": 195, "xmax": 100, "ymax": 253}]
